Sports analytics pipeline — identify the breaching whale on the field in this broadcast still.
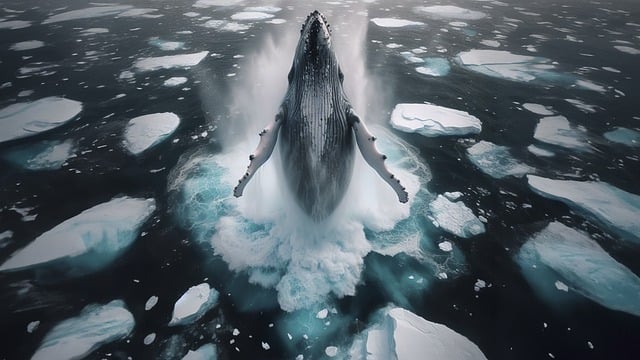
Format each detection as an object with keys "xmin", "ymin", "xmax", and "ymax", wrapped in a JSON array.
[{"xmin": 234, "ymin": 10, "xmax": 408, "ymax": 220}]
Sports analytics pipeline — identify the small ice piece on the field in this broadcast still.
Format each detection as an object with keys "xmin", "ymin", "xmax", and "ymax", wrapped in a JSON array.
[
  {"xmin": 604, "ymin": 127, "xmax": 640, "ymax": 147},
  {"xmin": 0, "ymin": 97, "xmax": 82, "ymax": 144},
  {"xmin": 18, "ymin": 90, "xmax": 34, "ymax": 97},
  {"xmin": 230, "ymin": 12, "xmax": 274, "ymax": 21},
  {"xmin": 117, "ymin": 8, "xmax": 161, "ymax": 19},
  {"xmin": 144, "ymin": 333, "xmax": 156, "ymax": 345},
  {"xmin": 533, "ymin": 116, "xmax": 593, "ymax": 152},
  {"xmin": 565, "ymin": 99, "xmax": 599, "ymax": 113},
  {"xmin": 164, "ymin": 77, "xmax": 188, "ymax": 87},
  {"xmin": 262, "ymin": 342, "xmax": 270, "ymax": 350},
  {"xmin": 0, "ymin": 197, "xmax": 155, "ymax": 274},
  {"xmin": 31, "ymin": 300, "xmax": 134, "ymax": 360},
  {"xmin": 429, "ymin": 195, "xmax": 485, "ymax": 238},
  {"xmin": 527, "ymin": 144, "xmax": 555, "ymax": 157},
  {"xmin": 516, "ymin": 222, "xmax": 640, "ymax": 316},
  {"xmin": 10, "ymin": 40, "xmax": 44, "ymax": 51},
  {"xmin": 193, "ymin": 0, "xmax": 243, "ymax": 8},
  {"xmin": 438, "ymin": 241, "xmax": 453, "ymax": 252},
  {"xmin": 416, "ymin": 57, "xmax": 451, "ymax": 77},
  {"xmin": 474, "ymin": 279, "xmax": 487, "ymax": 292},
  {"xmin": 80, "ymin": 28, "xmax": 109, "ymax": 35},
  {"xmin": 148, "ymin": 38, "xmax": 185, "ymax": 51},
  {"xmin": 443, "ymin": 192, "xmax": 463, "ymax": 201},
  {"xmin": 390, "ymin": 103, "xmax": 481, "ymax": 137},
  {"xmin": 0, "ymin": 20, "xmax": 32, "ymax": 29},
  {"xmin": 415, "ymin": 5, "xmax": 487, "ymax": 20},
  {"xmin": 266, "ymin": 18, "xmax": 286, "ymax": 25},
  {"xmin": 480, "ymin": 39, "xmax": 500, "ymax": 48},
  {"xmin": 123, "ymin": 113, "xmax": 180, "ymax": 155},
  {"xmin": 523, "ymin": 103, "xmax": 555, "ymax": 115},
  {"xmin": 244, "ymin": 6, "xmax": 281, "ymax": 13},
  {"xmin": 133, "ymin": 51, "xmax": 209, "ymax": 72},
  {"xmin": 232, "ymin": 328, "xmax": 240, "ymax": 336},
  {"xmin": 42, "ymin": 5, "xmax": 133, "ymax": 24},
  {"xmin": 202, "ymin": 20, "xmax": 250, "ymax": 32},
  {"xmin": 467, "ymin": 141, "xmax": 533, "ymax": 178},
  {"xmin": 27, "ymin": 320, "xmax": 40, "ymax": 333},
  {"xmin": 145, "ymin": 296, "xmax": 159, "ymax": 310},
  {"xmin": 169, "ymin": 283, "xmax": 219, "ymax": 326},
  {"xmin": 555, "ymin": 281, "xmax": 569, "ymax": 292},
  {"xmin": 527, "ymin": 175, "xmax": 640, "ymax": 244},
  {"xmin": 350, "ymin": 307, "xmax": 487, "ymax": 360},
  {"xmin": 316, "ymin": 309, "xmax": 329, "ymax": 319},
  {"xmin": 181, "ymin": 344, "xmax": 217, "ymax": 360},
  {"xmin": 325, "ymin": 346, "xmax": 338, "ymax": 357},
  {"xmin": 4, "ymin": 139, "xmax": 75, "ymax": 171},
  {"xmin": 370, "ymin": 18, "xmax": 423, "ymax": 28},
  {"xmin": 614, "ymin": 46, "xmax": 640, "ymax": 55}
]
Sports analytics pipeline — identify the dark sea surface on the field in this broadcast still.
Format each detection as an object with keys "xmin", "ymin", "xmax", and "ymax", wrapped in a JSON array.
[{"xmin": 1, "ymin": 0, "xmax": 639, "ymax": 359}]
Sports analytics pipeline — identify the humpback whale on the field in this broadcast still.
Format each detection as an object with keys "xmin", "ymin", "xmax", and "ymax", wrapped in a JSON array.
[{"xmin": 234, "ymin": 10, "xmax": 408, "ymax": 220}]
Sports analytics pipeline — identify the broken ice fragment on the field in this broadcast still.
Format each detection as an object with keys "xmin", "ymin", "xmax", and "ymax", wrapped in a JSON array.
[
  {"xmin": 467, "ymin": 141, "xmax": 533, "ymax": 178},
  {"xmin": 133, "ymin": 51, "xmax": 209, "ymax": 72},
  {"xmin": 230, "ymin": 12, "xmax": 274, "ymax": 21},
  {"xmin": 123, "ymin": 112, "xmax": 180, "ymax": 155},
  {"xmin": 181, "ymin": 343, "xmax": 217, "ymax": 360},
  {"xmin": 145, "ymin": 296, "xmax": 159, "ymax": 310},
  {"xmin": 523, "ymin": 103, "xmax": 555, "ymax": 115},
  {"xmin": 169, "ymin": 283, "xmax": 219, "ymax": 326},
  {"xmin": 4, "ymin": 140, "xmax": 75, "ymax": 170},
  {"xmin": 31, "ymin": 300, "xmax": 134, "ymax": 360},
  {"xmin": 370, "ymin": 18, "xmax": 423, "ymax": 28},
  {"xmin": 415, "ymin": 5, "xmax": 487, "ymax": 20},
  {"xmin": 429, "ymin": 195, "xmax": 485, "ymax": 238},
  {"xmin": 533, "ymin": 116, "xmax": 593, "ymax": 152},
  {"xmin": 390, "ymin": 103, "xmax": 481, "ymax": 137}
]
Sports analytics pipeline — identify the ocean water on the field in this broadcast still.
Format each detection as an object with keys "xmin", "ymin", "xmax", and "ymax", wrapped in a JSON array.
[{"xmin": 1, "ymin": 0, "xmax": 639, "ymax": 359}]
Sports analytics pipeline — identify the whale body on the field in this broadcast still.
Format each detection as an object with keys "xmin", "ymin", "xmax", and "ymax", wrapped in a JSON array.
[{"xmin": 234, "ymin": 10, "xmax": 408, "ymax": 221}]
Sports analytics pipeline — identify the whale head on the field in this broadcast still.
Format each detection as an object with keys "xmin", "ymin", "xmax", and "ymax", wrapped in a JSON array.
[{"xmin": 288, "ymin": 10, "xmax": 344, "ymax": 87}]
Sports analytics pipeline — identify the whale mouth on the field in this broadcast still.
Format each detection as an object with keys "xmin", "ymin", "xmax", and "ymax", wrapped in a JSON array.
[{"xmin": 301, "ymin": 10, "xmax": 331, "ymax": 55}]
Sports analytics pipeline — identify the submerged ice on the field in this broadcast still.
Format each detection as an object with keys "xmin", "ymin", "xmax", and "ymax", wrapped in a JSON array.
[
  {"xmin": 467, "ymin": 140, "xmax": 533, "ymax": 178},
  {"xmin": 390, "ymin": 103, "xmax": 481, "ymax": 137},
  {"xmin": 0, "ymin": 197, "xmax": 156, "ymax": 274},
  {"xmin": 4, "ymin": 139, "xmax": 75, "ymax": 170},
  {"xmin": 516, "ymin": 222, "xmax": 640, "ymax": 316},
  {"xmin": 31, "ymin": 300, "xmax": 134, "ymax": 360}
]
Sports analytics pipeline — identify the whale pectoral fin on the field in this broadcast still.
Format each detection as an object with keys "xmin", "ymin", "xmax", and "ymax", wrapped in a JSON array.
[
  {"xmin": 349, "ymin": 109, "xmax": 409, "ymax": 203},
  {"xmin": 233, "ymin": 110, "xmax": 283, "ymax": 197}
]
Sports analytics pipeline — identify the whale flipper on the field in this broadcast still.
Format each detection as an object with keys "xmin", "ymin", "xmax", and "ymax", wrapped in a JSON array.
[
  {"xmin": 349, "ymin": 109, "xmax": 409, "ymax": 203},
  {"xmin": 234, "ymin": 109, "xmax": 284, "ymax": 197}
]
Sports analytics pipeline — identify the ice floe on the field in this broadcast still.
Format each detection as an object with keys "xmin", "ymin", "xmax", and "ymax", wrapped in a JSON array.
[
  {"xmin": 182, "ymin": 344, "xmax": 217, "ymax": 360},
  {"xmin": 133, "ymin": 51, "xmax": 208, "ymax": 72},
  {"xmin": 0, "ymin": 20, "xmax": 31, "ymax": 29},
  {"xmin": 148, "ymin": 38, "xmax": 185, "ymax": 51},
  {"xmin": 4, "ymin": 139, "xmax": 75, "ymax": 170},
  {"xmin": 123, "ymin": 112, "xmax": 180, "ymax": 155},
  {"xmin": 42, "ymin": 5, "xmax": 133, "ymax": 24},
  {"xmin": 604, "ymin": 127, "xmax": 640, "ymax": 147},
  {"xmin": 467, "ymin": 141, "xmax": 533, "ymax": 178},
  {"xmin": 164, "ymin": 77, "xmax": 188, "ymax": 87},
  {"xmin": 614, "ymin": 46, "xmax": 640, "ymax": 55},
  {"xmin": 80, "ymin": 27, "xmax": 109, "ymax": 35},
  {"xmin": 349, "ymin": 307, "xmax": 487, "ymax": 359},
  {"xmin": 0, "ymin": 97, "xmax": 82, "ymax": 144},
  {"xmin": 390, "ymin": 103, "xmax": 481, "ymax": 137},
  {"xmin": 428, "ymin": 195, "xmax": 485, "ymax": 238},
  {"xmin": 231, "ymin": 12, "xmax": 274, "ymax": 21},
  {"xmin": 0, "ymin": 197, "xmax": 156, "ymax": 273},
  {"xmin": 9, "ymin": 40, "xmax": 44, "ymax": 51},
  {"xmin": 169, "ymin": 283, "xmax": 219, "ymax": 326},
  {"xmin": 202, "ymin": 20, "xmax": 250, "ymax": 32},
  {"xmin": 31, "ymin": 300, "xmax": 134, "ymax": 360},
  {"xmin": 415, "ymin": 5, "xmax": 487, "ymax": 20},
  {"xmin": 193, "ymin": 0, "xmax": 243, "ymax": 8},
  {"xmin": 516, "ymin": 222, "xmax": 640, "ymax": 316},
  {"xmin": 370, "ymin": 18, "xmax": 424, "ymax": 28},
  {"xmin": 565, "ymin": 98, "xmax": 600, "ymax": 113},
  {"xmin": 145, "ymin": 295, "xmax": 159, "ymax": 310},
  {"xmin": 527, "ymin": 175, "xmax": 640, "ymax": 244},
  {"xmin": 415, "ymin": 57, "xmax": 450, "ymax": 76},
  {"xmin": 523, "ymin": 103, "xmax": 555, "ymax": 115},
  {"xmin": 527, "ymin": 144, "xmax": 555, "ymax": 157},
  {"xmin": 480, "ymin": 39, "xmax": 501, "ymax": 48},
  {"xmin": 533, "ymin": 116, "xmax": 593, "ymax": 152}
]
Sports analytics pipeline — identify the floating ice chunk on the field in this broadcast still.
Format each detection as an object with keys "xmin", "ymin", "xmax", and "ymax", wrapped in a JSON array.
[
  {"xmin": 350, "ymin": 307, "xmax": 487, "ymax": 360},
  {"xmin": 31, "ymin": 300, "xmax": 134, "ymax": 360},
  {"xmin": 10, "ymin": 40, "xmax": 44, "ymax": 51},
  {"xmin": 533, "ymin": 116, "xmax": 593, "ymax": 152},
  {"xmin": 555, "ymin": 280, "xmax": 569, "ymax": 292},
  {"xmin": 443, "ymin": 191, "xmax": 463, "ymax": 201},
  {"xmin": 133, "ymin": 51, "xmax": 208, "ymax": 72},
  {"xmin": 467, "ymin": 140, "xmax": 533, "ymax": 178},
  {"xmin": 193, "ymin": 0, "xmax": 243, "ymax": 8},
  {"xmin": 42, "ymin": 5, "xmax": 133, "ymax": 24},
  {"xmin": 370, "ymin": 18, "xmax": 423, "ymax": 27},
  {"xmin": 169, "ymin": 283, "xmax": 219, "ymax": 326},
  {"xmin": 164, "ymin": 77, "xmax": 188, "ymax": 87},
  {"xmin": 0, "ymin": 97, "xmax": 82, "ymax": 144},
  {"xmin": 415, "ymin": 57, "xmax": 450, "ymax": 77},
  {"xmin": 123, "ymin": 112, "xmax": 180, "ymax": 155},
  {"xmin": 438, "ymin": 241, "xmax": 453, "ymax": 252},
  {"xmin": 527, "ymin": 144, "xmax": 555, "ymax": 157},
  {"xmin": 266, "ymin": 18, "xmax": 286, "ymax": 25},
  {"xmin": 145, "ymin": 296, "xmax": 159, "ymax": 310},
  {"xmin": 428, "ymin": 195, "xmax": 485, "ymax": 238},
  {"xmin": 0, "ymin": 20, "xmax": 32, "ymax": 29},
  {"xmin": 400, "ymin": 51, "xmax": 423, "ymax": 63},
  {"xmin": 144, "ymin": 333, "xmax": 156, "ymax": 345},
  {"xmin": 415, "ymin": 5, "xmax": 487, "ymax": 20},
  {"xmin": 231, "ymin": 12, "xmax": 274, "ymax": 21},
  {"xmin": 149, "ymin": 38, "xmax": 185, "ymax": 51},
  {"xmin": 390, "ymin": 103, "xmax": 481, "ymax": 137},
  {"xmin": 181, "ymin": 344, "xmax": 217, "ymax": 360},
  {"xmin": 523, "ymin": 103, "xmax": 555, "ymax": 115},
  {"xmin": 80, "ymin": 27, "xmax": 109, "ymax": 35},
  {"xmin": 244, "ymin": 6, "xmax": 281, "ymax": 13},
  {"xmin": 325, "ymin": 346, "xmax": 338, "ymax": 357},
  {"xmin": 18, "ymin": 90, "xmax": 34, "ymax": 97},
  {"xmin": 262, "ymin": 342, "xmax": 271, "ymax": 350},
  {"xmin": 4, "ymin": 139, "xmax": 75, "ymax": 170},
  {"xmin": 527, "ymin": 175, "xmax": 640, "ymax": 244},
  {"xmin": 574, "ymin": 80, "xmax": 606, "ymax": 94},
  {"xmin": 480, "ymin": 39, "xmax": 500, "ymax": 47},
  {"xmin": 565, "ymin": 99, "xmax": 599, "ymax": 113},
  {"xmin": 117, "ymin": 8, "xmax": 161, "ymax": 18},
  {"xmin": 202, "ymin": 20, "xmax": 250, "ymax": 32},
  {"xmin": 516, "ymin": 222, "xmax": 640, "ymax": 316},
  {"xmin": 316, "ymin": 308, "xmax": 329, "ymax": 319},
  {"xmin": 474, "ymin": 279, "xmax": 487, "ymax": 292},
  {"xmin": 27, "ymin": 320, "xmax": 40, "ymax": 333},
  {"xmin": 456, "ymin": 49, "xmax": 553, "ymax": 82},
  {"xmin": 0, "ymin": 230, "xmax": 12, "ymax": 248},
  {"xmin": 604, "ymin": 127, "xmax": 640, "ymax": 147},
  {"xmin": 614, "ymin": 46, "xmax": 640, "ymax": 55},
  {"xmin": 0, "ymin": 197, "xmax": 156, "ymax": 273}
]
